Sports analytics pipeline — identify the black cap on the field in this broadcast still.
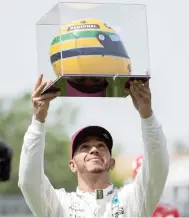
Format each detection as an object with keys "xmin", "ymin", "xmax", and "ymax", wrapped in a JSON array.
[{"xmin": 71, "ymin": 126, "xmax": 113, "ymax": 158}]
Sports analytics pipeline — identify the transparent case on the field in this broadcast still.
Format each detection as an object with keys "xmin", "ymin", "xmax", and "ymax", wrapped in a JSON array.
[{"xmin": 36, "ymin": 1, "xmax": 150, "ymax": 98}]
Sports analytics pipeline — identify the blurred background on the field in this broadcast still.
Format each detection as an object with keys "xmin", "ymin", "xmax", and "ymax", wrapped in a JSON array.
[{"xmin": 1, "ymin": 0, "xmax": 189, "ymax": 217}]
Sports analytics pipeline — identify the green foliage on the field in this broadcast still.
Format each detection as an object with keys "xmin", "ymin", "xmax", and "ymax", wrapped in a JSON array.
[
  {"xmin": 110, "ymin": 147, "xmax": 125, "ymax": 188},
  {"xmin": 110, "ymin": 173, "xmax": 124, "ymax": 188},
  {"xmin": 0, "ymin": 93, "xmax": 78, "ymax": 194}
]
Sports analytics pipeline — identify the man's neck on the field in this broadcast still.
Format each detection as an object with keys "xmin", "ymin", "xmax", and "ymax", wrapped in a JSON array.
[{"xmin": 77, "ymin": 173, "xmax": 111, "ymax": 192}]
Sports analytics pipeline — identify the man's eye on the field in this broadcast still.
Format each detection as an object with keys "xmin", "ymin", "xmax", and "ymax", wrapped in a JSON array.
[
  {"xmin": 81, "ymin": 144, "xmax": 89, "ymax": 150},
  {"xmin": 98, "ymin": 144, "xmax": 105, "ymax": 148}
]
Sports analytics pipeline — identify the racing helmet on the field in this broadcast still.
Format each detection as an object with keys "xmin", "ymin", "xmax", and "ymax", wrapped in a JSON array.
[{"xmin": 49, "ymin": 18, "xmax": 131, "ymax": 94}]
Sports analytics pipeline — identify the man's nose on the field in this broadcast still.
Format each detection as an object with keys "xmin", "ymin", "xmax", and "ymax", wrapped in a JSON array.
[{"xmin": 89, "ymin": 146, "xmax": 99, "ymax": 155}]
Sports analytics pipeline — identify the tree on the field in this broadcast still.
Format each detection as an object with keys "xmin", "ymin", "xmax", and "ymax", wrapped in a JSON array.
[{"xmin": 0, "ymin": 93, "xmax": 78, "ymax": 194}]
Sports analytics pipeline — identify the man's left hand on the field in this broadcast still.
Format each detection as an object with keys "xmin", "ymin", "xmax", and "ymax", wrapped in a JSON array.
[{"xmin": 125, "ymin": 80, "xmax": 152, "ymax": 119}]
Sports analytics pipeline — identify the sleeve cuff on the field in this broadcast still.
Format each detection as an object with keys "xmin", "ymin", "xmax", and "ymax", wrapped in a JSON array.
[
  {"xmin": 31, "ymin": 116, "xmax": 46, "ymax": 133},
  {"xmin": 141, "ymin": 113, "xmax": 160, "ymax": 130}
]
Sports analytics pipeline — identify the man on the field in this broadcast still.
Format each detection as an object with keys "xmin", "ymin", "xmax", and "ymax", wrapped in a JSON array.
[
  {"xmin": 0, "ymin": 141, "xmax": 13, "ymax": 181},
  {"xmin": 130, "ymin": 155, "xmax": 180, "ymax": 217},
  {"xmin": 18, "ymin": 74, "xmax": 169, "ymax": 217}
]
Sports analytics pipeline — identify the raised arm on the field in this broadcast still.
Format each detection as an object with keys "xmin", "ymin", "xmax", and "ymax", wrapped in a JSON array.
[
  {"xmin": 18, "ymin": 74, "xmax": 66, "ymax": 217},
  {"xmin": 128, "ymin": 114, "xmax": 169, "ymax": 217},
  {"xmin": 18, "ymin": 118, "xmax": 67, "ymax": 217},
  {"xmin": 122, "ymin": 80, "xmax": 169, "ymax": 217}
]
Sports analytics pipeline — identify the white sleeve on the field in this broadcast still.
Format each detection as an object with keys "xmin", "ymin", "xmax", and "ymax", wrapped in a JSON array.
[
  {"xmin": 18, "ymin": 117, "xmax": 67, "ymax": 217},
  {"xmin": 121, "ymin": 113, "xmax": 169, "ymax": 217}
]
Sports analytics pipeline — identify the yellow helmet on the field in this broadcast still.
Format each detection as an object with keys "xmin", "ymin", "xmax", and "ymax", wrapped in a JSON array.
[{"xmin": 50, "ymin": 18, "xmax": 131, "ymax": 77}]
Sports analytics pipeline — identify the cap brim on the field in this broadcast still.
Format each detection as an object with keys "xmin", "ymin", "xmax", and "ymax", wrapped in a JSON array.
[{"xmin": 72, "ymin": 126, "xmax": 113, "ymax": 158}]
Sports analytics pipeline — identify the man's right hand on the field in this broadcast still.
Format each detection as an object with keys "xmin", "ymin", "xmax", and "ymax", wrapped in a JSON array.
[{"xmin": 32, "ymin": 74, "xmax": 61, "ymax": 123}]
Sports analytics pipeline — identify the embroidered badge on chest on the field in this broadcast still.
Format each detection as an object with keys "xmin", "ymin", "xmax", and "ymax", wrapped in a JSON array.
[
  {"xmin": 112, "ymin": 195, "xmax": 119, "ymax": 204},
  {"xmin": 96, "ymin": 189, "xmax": 103, "ymax": 199},
  {"xmin": 69, "ymin": 197, "xmax": 85, "ymax": 217},
  {"xmin": 112, "ymin": 195, "xmax": 124, "ymax": 218}
]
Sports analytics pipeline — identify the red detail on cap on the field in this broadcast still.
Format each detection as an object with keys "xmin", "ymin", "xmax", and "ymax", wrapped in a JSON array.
[{"xmin": 70, "ymin": 128, "xmax": 84, "ymax": 159}]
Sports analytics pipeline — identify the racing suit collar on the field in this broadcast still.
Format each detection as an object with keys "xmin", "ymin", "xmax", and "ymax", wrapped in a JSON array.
[{"xmin": 76, "ymin": 183, "xmax": 114, "ymax": 200}]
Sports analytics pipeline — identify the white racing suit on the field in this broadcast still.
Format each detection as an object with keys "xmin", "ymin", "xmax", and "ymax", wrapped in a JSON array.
[{"xmin": 18, "ymin": 113, "xmax": 169, "ymax": 217}]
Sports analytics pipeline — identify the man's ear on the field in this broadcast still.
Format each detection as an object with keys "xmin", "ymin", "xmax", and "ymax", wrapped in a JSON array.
[
  {"xmin": 69, "ymin": 159, "xmax": 77, "ymax": 173},
  {"xmin": 110, "ymin": 158, "xmax": 115, "ymax": 170}
]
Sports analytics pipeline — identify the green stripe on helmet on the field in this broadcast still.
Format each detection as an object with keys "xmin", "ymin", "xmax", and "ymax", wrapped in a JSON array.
[{"xmin": 51, "ymin": 30, "xmax": 116, "ymax": 46}]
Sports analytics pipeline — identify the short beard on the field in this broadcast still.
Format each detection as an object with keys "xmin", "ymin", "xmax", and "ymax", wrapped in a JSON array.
[
  {"xmin": 75, "ymin": 161, "xmax": 112, "ymax": 174},
  {"xmin": 89, "ymin": 168, "xmax": 104, "ymax": 174},
  {"xmin": 86, "ymin": 165, "xmax": 111, "ymax": 174}
]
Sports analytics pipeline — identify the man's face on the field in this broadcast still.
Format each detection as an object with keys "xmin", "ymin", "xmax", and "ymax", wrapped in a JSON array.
[{"xmin": 69, "ymin": 136, "xmax": 115, "ymax": 174}]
